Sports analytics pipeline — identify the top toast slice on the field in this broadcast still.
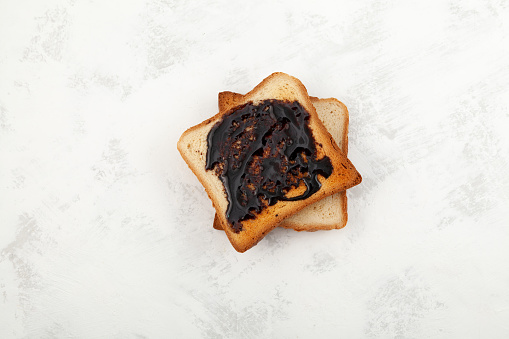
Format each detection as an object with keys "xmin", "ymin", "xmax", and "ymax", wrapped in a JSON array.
[
  {"xmin": 177, "ymin": 72, "xmax": 362, "ymax": 252},
  {"xmin": 213, "ymin": 92, "xmax": 350, "ymax": 231}
]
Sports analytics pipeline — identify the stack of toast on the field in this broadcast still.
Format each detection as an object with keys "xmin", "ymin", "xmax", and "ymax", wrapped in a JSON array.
[{"xmin": 178, "ymin": 73, "xmax": 362, "ymax": 252}]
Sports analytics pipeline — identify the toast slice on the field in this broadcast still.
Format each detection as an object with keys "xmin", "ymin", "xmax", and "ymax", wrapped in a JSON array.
[
  {"xmin": 177, "ymin": 72, "xmax": 362, "ymax": 252},
  {"xmin": 213, "ymin": 92, "xmax": 350, "ymax": 231}
]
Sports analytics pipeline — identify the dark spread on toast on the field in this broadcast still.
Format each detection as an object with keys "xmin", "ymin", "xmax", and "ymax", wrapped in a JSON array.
[{"xmin": 206, "ymin": 100, "xmax": 333, "ymax": 233}]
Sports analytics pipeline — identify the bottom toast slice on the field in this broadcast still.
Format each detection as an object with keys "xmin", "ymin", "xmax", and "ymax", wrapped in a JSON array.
[{"xmin": 213, "ymin": 91, "xmax": 350, "ymax": 231}]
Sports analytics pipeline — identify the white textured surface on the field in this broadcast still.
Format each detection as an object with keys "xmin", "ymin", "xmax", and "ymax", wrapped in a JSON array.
[{"xmin": 1, "ymin": 0, "xmax": 509, "ymax": 338}]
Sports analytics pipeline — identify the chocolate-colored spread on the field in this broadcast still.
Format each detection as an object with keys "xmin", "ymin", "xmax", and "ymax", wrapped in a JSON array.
[{"xmin": 206, "ymin": 99, "xmax": 332, "ymax": 232}]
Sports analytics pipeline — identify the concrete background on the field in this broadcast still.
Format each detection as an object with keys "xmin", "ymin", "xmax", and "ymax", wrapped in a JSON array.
[{"xmin": 1, "ymin": 0, "xmax": 509, "ymax": 337}]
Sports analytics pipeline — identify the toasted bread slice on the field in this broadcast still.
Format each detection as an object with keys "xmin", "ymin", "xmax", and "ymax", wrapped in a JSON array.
[
  {"xmin": 213, "ymin": 92, "xmax": 350, "ymax": 231},
  {"xmin": 177, "ymin": 72, "xmax": 361, "ymax": 252}
]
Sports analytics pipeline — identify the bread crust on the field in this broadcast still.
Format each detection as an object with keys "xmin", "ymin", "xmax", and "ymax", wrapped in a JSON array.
[{"xmin": 177, "ymin": 72, "xmax": 361, "ymax": 252}]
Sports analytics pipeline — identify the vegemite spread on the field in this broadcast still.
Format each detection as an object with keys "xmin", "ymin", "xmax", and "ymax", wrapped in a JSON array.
[{"xmin": 206, "ymin": 99, "xmax": 333, "ymax": 232}]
